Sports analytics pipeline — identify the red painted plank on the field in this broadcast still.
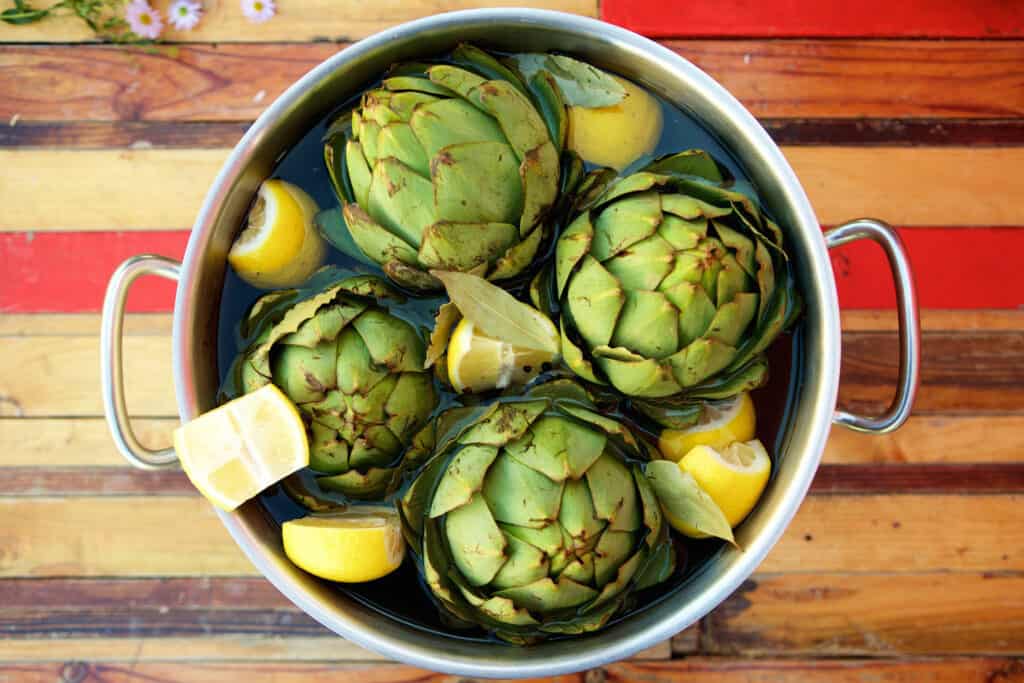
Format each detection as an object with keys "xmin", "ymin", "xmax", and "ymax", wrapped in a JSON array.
[
  {"xmin": 602, "ymin": 0, "xmax": 1024, "ymax": 38},
  {"xmin": 829, "ymin": 227, "xmax": 1024, "ymax": 309},
  {"xmin": 1, "ymin": 228, "xmax": 1021, "ymax": 313},
  {"xmin": 0, "ymin": 231, "xmax": 187, "ymax": 314}
]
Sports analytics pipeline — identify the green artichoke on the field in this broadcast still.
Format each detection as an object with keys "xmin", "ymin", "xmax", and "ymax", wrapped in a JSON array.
[
  {"xmin": 553, "ymin": 150, "xmax": 799, "ymax": 402},
  {"xmin": 324, "ymin": 44, "xmax": 566, "ymax": 291},
  {"xmin": 236, "ymin": 273, "xmax": 438, "ymax": 499},
  {"xmin": 400, "ymin": 380, "xmax": 675, "ymax": 643}
]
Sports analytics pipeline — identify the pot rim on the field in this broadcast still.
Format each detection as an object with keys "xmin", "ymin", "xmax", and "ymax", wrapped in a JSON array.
[{"xmin": 172, "ymin": 8, "xmax": 841, "ymax": 677}]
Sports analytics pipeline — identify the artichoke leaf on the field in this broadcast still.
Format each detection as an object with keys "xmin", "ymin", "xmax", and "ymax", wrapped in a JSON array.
[
  {"xmin": 642, "ymin": 149, "xmax": 724, "ymax": 183},
  {"xmin": 511, "ymin": 53, "xmax": 626, "ymax": 109},
  {"xmin": 316, "ymin": 466, "xmax": 396, "ymax": 500}
]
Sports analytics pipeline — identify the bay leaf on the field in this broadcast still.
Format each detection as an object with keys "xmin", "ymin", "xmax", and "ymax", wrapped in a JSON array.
[
  {"xmin": 431, "ymin": 270, "xmax": 559, "ymax": 354},
  {"xmin": 513, "ymin": 53, "xmax": 626, "ymax": 109},
  {"xmin": 425, "ymin": 301, "xmax": 461, "ymax": 369},
  {"xmin": 645, "ymin": 460, "xmax": 736, "ymax": 545}
]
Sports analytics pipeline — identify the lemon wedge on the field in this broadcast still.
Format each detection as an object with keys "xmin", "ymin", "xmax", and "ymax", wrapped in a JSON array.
[
  {"xmin": 283, "ymin": 509, "xmax": 405, "ymax": 583},
  {"xmin": 446, "ymin": 317, "xmax": 557, "ymax": 394},
  {"xmin": 658, "ymin": 392, "xmax": 756, "ymax": 462},
  {"xmin": 680, "ymin": 440, "xmax": 771, "ymax": 530},
  {"xmin": 567, "ymin": 76, "xmax": 663, "ymax": 171},
  {"xmin": 172, "ymin": 384, "xmax": 309, "ymax": 511},
  {"xmin": 228, "ymin": 179, "xmax": 326, "ymax": 289}
]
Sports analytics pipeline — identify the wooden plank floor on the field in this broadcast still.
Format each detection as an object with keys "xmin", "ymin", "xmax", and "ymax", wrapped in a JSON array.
[{"xmin": 1, "ymin": 0, "xmax": 1022, "ymax": 680}]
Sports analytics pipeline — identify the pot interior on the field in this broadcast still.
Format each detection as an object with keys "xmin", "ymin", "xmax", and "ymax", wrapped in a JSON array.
[{"xmin": 175, "ymin": 10, "xmax": 838, "ymax": 677}]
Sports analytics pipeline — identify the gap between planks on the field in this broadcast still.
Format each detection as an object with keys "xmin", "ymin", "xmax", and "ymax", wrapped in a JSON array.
[
  {"xmin": 3, "ymin": 148, "xmax": 1024, "ymax": 230},
  {"xmin": 10, "ymin": 119, "xmax": 1024, "ymax": 149},
  {"xmin": 4, "ymin": 463, "xmax": 1024, "ymax": 497},
  {"xmin": 0, "ymin": 495, "xmax": 1019, "ymax": 577}
]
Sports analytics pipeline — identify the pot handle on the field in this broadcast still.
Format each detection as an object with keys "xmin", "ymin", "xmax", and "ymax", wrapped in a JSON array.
[
  {"xmin": 825, "ymin": 219, "xmax": 920, "ymax": 434},
  {"xmin": 100, "ymin": 255, "xmax": 182, "ymax": 470}
]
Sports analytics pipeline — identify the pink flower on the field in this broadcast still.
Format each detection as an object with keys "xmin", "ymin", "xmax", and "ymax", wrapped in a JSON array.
[
  {"xmin": 240, "ymin": 0, "xmax": 275, "ymax": 23},
  {"xmin": 125, "ymin": 0, "xmax": 163, "ymax": 39},
  {"xmin": 168, "ymin": 0, "xmax": 202, "ymax": 30}
]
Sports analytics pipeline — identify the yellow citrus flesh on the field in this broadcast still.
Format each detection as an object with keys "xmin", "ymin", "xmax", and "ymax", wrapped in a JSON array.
[
  {"xmin": 172, "ymin": 384, "xmax": 309, "ymax": 512},
  {"xmin": 228, "ymin": 179, "xmax": 325, "ymax": 289},
  {"xmin": 282, "ymin": 509, "xmax": 405, "ymax": 583},
  {"xmin": 679, "ymin": 440, "xmax": 771, "ymax": 531},
  {"xmin": 446, "ymin": 318, "xmax": 557, "ymax": 394},
  {"xmin": 658, "ymin": 392, "xmax": 756, "ymax": 462},
  {"xmin": 567, "ymin": 76, "xmax": 663, "ymax": 171}
]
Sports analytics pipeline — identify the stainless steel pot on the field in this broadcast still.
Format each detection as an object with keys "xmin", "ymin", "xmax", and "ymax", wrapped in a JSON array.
[{"xmin": 100, "ymin": 9, "xmax": 920, "ymax": 677}]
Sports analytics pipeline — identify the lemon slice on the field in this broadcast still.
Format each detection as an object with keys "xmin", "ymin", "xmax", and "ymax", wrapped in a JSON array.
[
  {"xmin": 228, "ymin": 179, "xmax": 326, "ymax": 289},
  {"xmin": 680, "ymin": 439, "xmax": 771, "ymax": 529},
  {"xmin": 658, "ymin": 392, "xmax": 756, "ymax": 462},
  {"xmin": 446, "ymin": 317, "xmax": 557, "ymax": 394},
  {"xmin": 282, "ymin": 509, "xmax": 405, "ymax": 583},
  {"xmin": 567, "ymin": 76, "xmax": 663, "ymax": 171},
  {"xmin": 172, "ymin": 384, "xmax": 309, "ymax": 511}
]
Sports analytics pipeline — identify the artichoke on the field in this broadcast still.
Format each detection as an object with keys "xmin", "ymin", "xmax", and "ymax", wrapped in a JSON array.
[
  {"xmin": 553, "ymin": 150, "xmax": 800, "ymax": 401},
  {"xmin": 235, "ymin": 272, "xmax": 438, "ymax": 499},
  {"xmin": 400, "ymin": 380, "xmax": 675, "ymax": 643},
  {"xmin": 324, "ymin": 44, "xmax": 566, "ymax": 291}
]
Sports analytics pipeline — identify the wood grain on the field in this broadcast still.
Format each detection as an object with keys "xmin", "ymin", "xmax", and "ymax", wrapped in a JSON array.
[
  {"xmin": 0, "ymin": 0, "xmax": 597, "ymax": 43},
  {"xmin": 764, "ymin": 118, "xmax": 1024, "ymax": 147},
  {"xmin": 3, "ymin": 42, "xmax": 1021, "ymax": 123},
  {"xmin": 3, "ymin": 148, "xmax": 1024, "ymax": 232},
  {"xmin": 671, "ymin": 40, "xmax": 1024, "ymax": 119},
  {"xmin": 841, "ymin": 309, "xmax": 1024, "ymax": 333},
  {"xmin": 0, "ymin": 44, "xmax": 337, "ymax": 122},
  {"xmin": 839, "ymin": 331, "xmax": 1024, "ymax": 415},
  {"xmin": 5, "ymin": 329, "xmax": 1019, "ymax": 417},
  {"xmin": 0, "ymin": 418, "xmax": 174, "ymax": 466},
  {"xmin": 0, "ymin": 467, "xmax": 194, "ymax": 495},
  {"xmin": 810, "ymin": 464, "xmax": 1024, "ymax": 494},
  {"xmin": 757, "ymin": 494, "xmax": 1024, "ymax": 574},
  {"xmin": 705, "ymin": 572, "xmax": 1024, "ymax": 656},
  {"xmin": 4, "ymin": 309, "xmax": 1018, "ymax": 337},
  {"xmin": 0, "ymin": 662, "xmax": 585, "ymax": 681},
  {"xmin": 1, "ymin": 495, "xmax": 1019, "ymax": 577},
  {"xmin": 0, "ymin": 314, "xmax": 174, "ymax": 336},
  {"xmin": 6, "ymin": 463, "xmax": 1024, "ymax": 497},
  {"xmin": 0, "ymin": 150, "xmax": 221, "ymax": 231},
  {"xmin": 605, "ymin": 0, "xmax": 1024, "ymax": 39},
  {"xmin": 0, "ymin": 637, "xmax": 380, "ymax": 663},
  {"xmin": 0, "ymin": 121, "xmax": 252, "ymax": 148},
  {"xmin": 0, "ymin": 335, "xmax": 176, "ymax": 417},
  {"xmin": 607, "ymin": 658, "xmax": 1024, "ymax": 682},
  {"xmin": 0, "ymin": 497, "xmax": 245, "ymax": 577},
  {"xmin": 4, "ymin": 659, "xmax": 1024, "ymax": 682},
  {"xmin": 784, "ymin": 147, "xmax": 1024, "ymax": 227},
  {"xmin": 823, "ymin": 415, "xmax": 1024, "ymax": 464},
  {"xmin": 2, "ymin": 413, "xmax": 1020, "ymax": 488}
]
